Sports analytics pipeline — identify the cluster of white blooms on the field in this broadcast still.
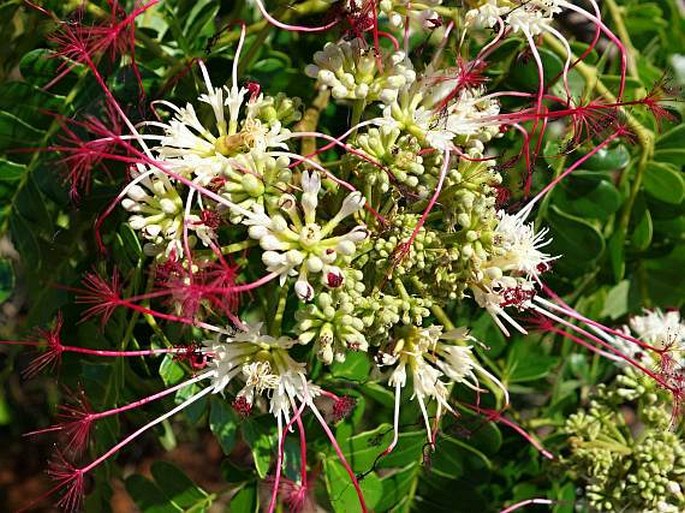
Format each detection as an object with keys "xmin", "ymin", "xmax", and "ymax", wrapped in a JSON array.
[
  {"xmin": 205, "ymin": 323, "xmax": 319, "ymax": 422},
  {"xmin": 377, "ymin": 325, "xmax": 507, "ymax": 442},
  {"xmin": 466, "ymin": 0, "xmax": 562, "ymax": 36},
  {"xmin": 379, "ymin": 0, "xmax": 443, "ymax": 29},
  {"xmin": 305, "ymin": 37, "xmax": 415, "ymax": 103},
  {"xmin": 470, "ymin": 209, "xmax": 555, "ymax": 335},
  {"xmin": 123, "ymin": 62, "xmax": 302, "ymax": 253},
  {"xmin": 122, "ymin": 165, "xmax": 214, "ymax": 256},
  {"xmin": 612, "ymin": 309, "xmax": 685, "ymax": 367},
  {"xmin": 629, "ymin": 309, "xmax": 685, "ymax": 352},
  {"xmin": 155, "ymin": 68, "xmax": 289, "ymax": 164},
  {"xmin": 120, "ymin": 55, "xmax": 376, "ymax": 302},
  {"xmin": 246, "ymin": 171, "xmax": 368, "ymax": 301},
  {"xmin": 383, "ymin": 70, "xmax": 501, "ymax": 151}
]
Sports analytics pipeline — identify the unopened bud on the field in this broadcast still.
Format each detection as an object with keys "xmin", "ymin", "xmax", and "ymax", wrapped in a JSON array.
[{"xmin": 295, "ymin": 279, "xmax": 314, "ymax": 302}]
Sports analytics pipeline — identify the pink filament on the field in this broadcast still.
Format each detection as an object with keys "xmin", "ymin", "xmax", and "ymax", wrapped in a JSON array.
[
  {"xmin": 500, "ymin": 498, "xmax": 554, "ymax": 513},
  {"xmin": 253, "ymin": 0, "xmax": 338, "ymax": 33}
]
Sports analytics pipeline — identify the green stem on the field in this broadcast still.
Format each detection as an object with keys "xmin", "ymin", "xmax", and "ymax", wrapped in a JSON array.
[
  {"xmin": 220, "ymin": 239, "xmax": 258, "ymax": 254},
  {"xmin": 602, "ymin": 0, "xmax": 653, "ymax": 247},
  {"xmin": 144, "ymin": 269, "xmax": 173, "ymax": 347},
  {"xmin": 350, "ymin": 99, "xmax": 366, "ymax": 136},
  {"xmin": 527, "ymin": 418, "xmax": 565, "ymax": 429},
  {"xmin": 535, "ymin": 152, "xmax": 567, "ymax": 225},
  {"xmin": 117, "ymin": 254, "xmax": 152, "ymax": 351},
  {"xmin": 403, "ymin": 466, "xmax": 422, "ymax": 510},
  {"xmin": 271, "ymin": 285, "xmax": 289, "ymax": 337},
  {"xmin": 604, "ymin": 0, "xmax": 640, "ymax": 81},
  {"xmin": 394, "ymin": 278, "xmax": 411, "ymax": 301},
  {"xmin": 294, "ymin": 88, "xmax": 330, "ymax": 159},
  {"xmin": 431, "ymin": 305, "xmax": 455, "ymax": 331},
  {"xmin": 237, "ymin": 11, "xmax": 279, "ymax": 76},
  {"xmin": 364, "ymin": 180, "xmax": 374, "ymax": 224},
  {"xmin": 143, "ymin": 311, "xmax": 173, "ymax": 347},
  {"xmin": 580, "ymin": 439, "xmax": 632, "ymax": 455},
  {"xmin": 617, "ymin": 149, "xmax": 651, "ymax": 239},
  {"xmin": 215, "ymin": 20, "xmax": 268, "ymax": 47}
]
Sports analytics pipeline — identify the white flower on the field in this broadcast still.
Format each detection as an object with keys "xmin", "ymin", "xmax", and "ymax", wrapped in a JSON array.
[
  {"xmin": 122, "ymin": 164, "xmax": 222, "ymax": 257},
  {"xmin": 238, "ymin": 360, "xmax": 281, "ymax": 405},
  {"xmin": 471, "ymin": 274, "xmax": 534, "ymax": 313},
  {"xmin": 122, "ymin": 166, "xmax": 185, "ymax": 257},
  {"xmin": 469, "ymin": 208, "xmax": 555, "ymax": 336},
  {"xmin": 379, "ymin": 0, "xmax": 443, "ymax": 29},
  {"xmin": 151, "ymin": 62, "xmax": 291, "ymax": 178},
  {"xmin": 383, "ymin": 75, "xmax": 501, "ymax": 151},
  {"xmin": 204, "ymin": 323, "xmax": 319, "ymax": 423},
  {"xmin": 505, "ymin": 1, "xmax": 562, "ymax": 36},
  {"xmin": 380, "ymin": 325, "xmax": 508, "ymax": 446},
  {"xmin": 629, "ymin": 309, "xmax": 685, "ymax": 351},
  {"xmin": 163, "ymin": 153, "xmax": 228, "ymax": 186},
  {"xmin": 465, "ymin": 0, "xmax": 504, "ymax": 28},
  {"xmin": 466, "ymin": 0, "xmax": 561, "ymax": 36},
  {"xmin": 245, "ymin": 171, "xmax": 368, "ymax": 300},
  {"xmin": 435, "ymin": 330, "xmax": 498, "ymax": 392},
  {"xmin": 305, "ymin": 38, "xmax": 416, "ymax": 103},
  {"xmin": 611, "ymin": 309, "xmax": 685, "ymax": 369},
  {"xmin": 608, "ymin": 325, "xmax": 653, "ymax": 367},
  {"xmin": 489, "ymin": 209, "xmax": 555, "ymax": 280},
  {"xmin": 653, "ymin": 501, "xmax": 681, "ymax": 513},
  {"xmin": 157, "ymin": 105, "xmax": 217, "ymax": 158}
]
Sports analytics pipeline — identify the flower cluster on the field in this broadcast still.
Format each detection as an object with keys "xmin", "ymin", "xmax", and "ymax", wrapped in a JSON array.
[
  {"xmin": 623, "ymin": 309, "xmax": 685, "ymax": 363},
  {"xmin": 246, "ymin": 170, "xmax": 368, "ymax": 301},
  {"xmin": 379, "ymin": 0, "xmax": 443, "ymax": 29},
  {"xmin": 2, "ymin": 0, "xmax": 676, "ymax": 511},
  {"xmin": 378, "ymin": 325, "xmax": 508, "ymax": 445},
  {"xmin": 470, "ymin": 207, "xmax": 555, "ymax": 335},
  {"xmin": 305, "ymin": 37, "xmax": 415, "ymax": 103},
  {"xmin": 466, "ymin": 0, "xmax": 562, "ymax": 36},
  {"xmin": 564, "ymin": 371, "xmax": 685, "ymax": 512},
  {"xmin": 205, "ymin": 323, "xmax": 318, "ymax": 422},
  {"xmin": 383, "ymin": 74, "xmax": 502, "ymax": 151}
]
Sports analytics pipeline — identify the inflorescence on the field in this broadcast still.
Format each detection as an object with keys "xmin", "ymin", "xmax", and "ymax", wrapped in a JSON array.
[{"xmin": 2, "ymin": 1, "xmax": 682, "ymax": 512}]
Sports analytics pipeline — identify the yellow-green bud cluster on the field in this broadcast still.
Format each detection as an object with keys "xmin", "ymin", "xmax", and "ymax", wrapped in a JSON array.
[
  {"xmin": 220, "ymin": 152, "xmax": 292, "ymax": 223},
  {"xmin": 372, "ymin": 213, "xmax": 443, "ymax": 277},
  {"xmin": 438, "ymin": 154, "xmax": 501, "ymax": 232},
  {"xmin": 294, "ymin": 270, "xmax": 433, "ymax": 362},
  {"xmin": 305, "ymin": 38, "xmax": 415, "ymax": 103},
  {"xmin": 253, "ymin": 92, "xmax": 303, "ymax": 126},
  {"xmin": 563, "ymin": 371, "xmax": 685, "ymax": 512},
  {"xmin": 361, "ymin": 290, "xmax": 433, "ymax": 343},
  {"xmin": 343, "ymin": 126, "xmax": 427, "ymax": 195},
  {"xmin": 431, "ymin": 157, "xmax": 501, "ymax": 299},
  {"xmin": 295, "ymin": 270, "xmax": 369, "ymax": 364}
]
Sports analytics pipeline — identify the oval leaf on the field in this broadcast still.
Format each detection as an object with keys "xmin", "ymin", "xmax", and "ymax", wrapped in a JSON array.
[
  {"xmin": 643, "ymin": 162, "xmax": 685, "ymax": 204},
  {"xmin": 546, "ymin": 206, "xmax": 605, "ymax": 271}
]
